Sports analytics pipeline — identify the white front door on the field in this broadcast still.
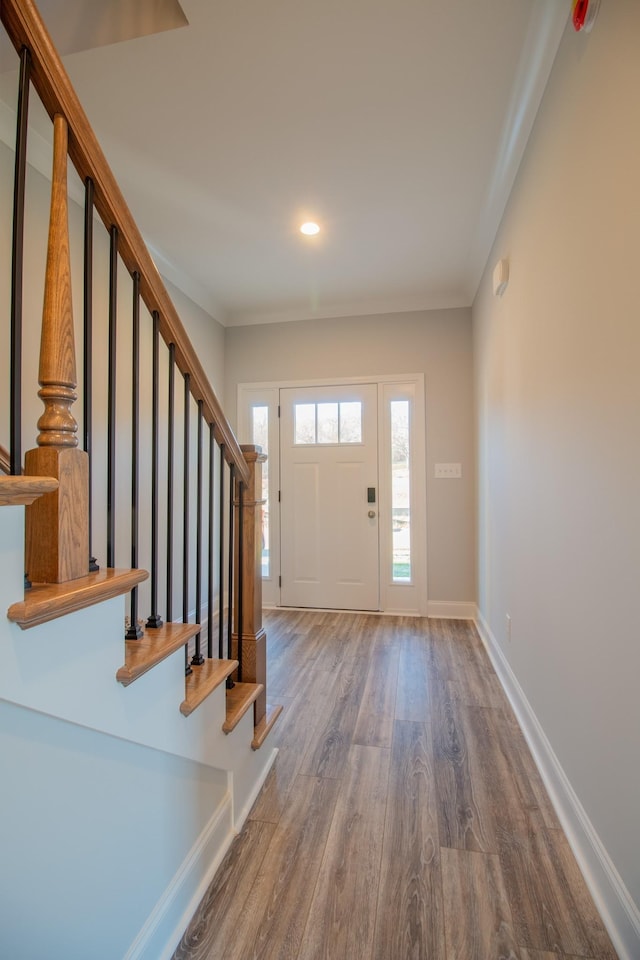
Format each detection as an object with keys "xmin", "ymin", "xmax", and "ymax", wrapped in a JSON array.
[{"xmin": 280, "ymin": 383, "xmax": 379, "ymax": 610}]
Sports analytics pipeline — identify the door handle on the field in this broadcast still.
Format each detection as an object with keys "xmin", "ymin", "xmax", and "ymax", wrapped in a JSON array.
[{"xmin": 368, "ymin": 510, "xmax": 376, "ymax": 519}]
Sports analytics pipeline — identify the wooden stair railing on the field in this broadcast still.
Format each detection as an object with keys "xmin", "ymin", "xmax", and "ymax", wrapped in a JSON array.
[
  {"xmin": 1, "ymin": 0, "xmax": 279, "ymax": 740},
  {"xmin": 1, "ymin": 0, "xmax": 248, "ymax": 484}
]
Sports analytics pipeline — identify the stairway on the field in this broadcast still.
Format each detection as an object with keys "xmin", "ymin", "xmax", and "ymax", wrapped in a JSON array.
[{"xmin": 0, "ymin": 490, "xmax": 278, "ymax": 960}]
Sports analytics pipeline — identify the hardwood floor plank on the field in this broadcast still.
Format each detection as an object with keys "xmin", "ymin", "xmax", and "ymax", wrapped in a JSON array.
[
  {"xmin": 172, "ymin": 819, "xmax": 275, "ymax": 960},
  {"xmin": 372, "ymin": 720, "xmax": 446, "ymax": 960},
  {"xmin": 548, "ymin": 825, "xmax": 619, "ymax": 960},
  {"xmin": 395, "ymin": 631, "xmax": 431, "ymax": 721},
  {"xmin": 443, "ymin": 619, "xmax": 507, "ymax": 709},
  {"xmin": 461, "ymin": 705, "xmax": 534, "ymax": 836},
  {"xmin": 299, "ymin": 657, "xmax": 369, "ymax": 779},
  {"xmin": 431, "ymin": 684, "xmax": 495, "ymax": 852},
  {"xmin": 498, "ymin": 810, "xmax": 605, "ymax": 956},
  {"xmin": 297, "ymin": 744, "xmax": 390, "ymax": 960},
  {"xmin": 353, "ymin": 638, "xmax": 399, "ymax": 748},
  {"xmin": 227, "ymin": 775, "xmax": 340, "ymax": 960},
  {"xmin": 249, "ymin": 665, "xmax": 340, "ymax": 823},
  {"xmin": 441, "ymin": 847, "xmax": 520, "ymax": 960},
  {"xmin": 501, "ymin": 709, "xmax": 563, "ymax": 831},
  {"xmin": 519, "ymin": 951, "xmax": 586, "ymax": 960}
]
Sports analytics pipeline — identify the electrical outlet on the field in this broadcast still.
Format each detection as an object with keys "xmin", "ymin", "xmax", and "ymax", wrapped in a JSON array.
[
  {"xmin": 434, "ymin": 462, "xmax": 462, "ymax": 479},
  {"xmin": 506, "ymin": 613, "xmax": 512, "ymax": 642}
]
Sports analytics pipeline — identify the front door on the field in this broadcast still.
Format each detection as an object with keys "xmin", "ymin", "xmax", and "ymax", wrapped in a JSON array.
[{"xmin": 279, "ymin": 383, "xmax": 379, "ymax": 610}]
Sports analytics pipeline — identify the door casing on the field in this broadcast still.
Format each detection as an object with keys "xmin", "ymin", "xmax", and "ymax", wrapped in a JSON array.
[{"xmin": 237, "ymin": 373, "xmax": 427, "ymax": 615}]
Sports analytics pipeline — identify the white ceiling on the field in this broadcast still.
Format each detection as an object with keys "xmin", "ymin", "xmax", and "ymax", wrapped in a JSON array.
[{"xmin": 2, "ymin": 0, "xmax": 569, "ymax": 326}]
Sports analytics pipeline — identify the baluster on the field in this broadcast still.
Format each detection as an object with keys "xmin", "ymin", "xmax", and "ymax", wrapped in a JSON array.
[
  {"xmin": 166, "ymin": 343, "xmax": 175, "ymax": 623},
  {"xmin": 226, "ymin": 462, "xmax": 235, "ymax": 688},
  {"xmin": 10, "ymin": 47, "xmax": 31, "ymax": 478},
  {"xmin": 146, "ymin": 312, "xmax": 163, "ymax": 628},
  {"xmin": 207, "ymin": 424, "xmax": 215, "ymax": 659},
  {"xmin": 25, "ymin": 114, "xmax": 89, "ymax": 583},
  {"xmin": 191, "ymin": 400, "xmax": 204, "ymax": 666},
  {"xmin": 236, "ymin": 479, "xmax": 244, "ymax": 682},
  {"xmin": 126, "ymin": 272, "xmax": 143, "ymax": 640},
  {"xmin": 106, "ymin": 224, "xmax": 118, "ymax": 567},
  {"xmin": 183, "ymin": 373, "xmax": 192, "ymax": 676},
  {"xmin": 83, "ymin": 176, "xmax": 99, "ymax": 572},
  {"xmin": 218, "ymin": 443, "xmax": 225, "ymax": 660}
]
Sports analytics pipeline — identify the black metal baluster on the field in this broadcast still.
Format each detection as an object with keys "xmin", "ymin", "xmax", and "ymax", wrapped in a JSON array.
[
  {"xmin": 218, "ymin": 444, "xmax": 225, "ymax": 660},
  {"xmin": 191, "ymin": 400, "xmax": 204, "ymax": 666},
  {"xmin": 146, "ymin": 311, "xmax": 163, "ymax": 629},
  {"xmin": 10, "ymin": 47, "xmax": 31, "ymax": 477},
  {"xmin": 226, "ymin": 462, "xmax": 235, "ymax": 688},
  {"xmin": 126, "ymin": 272, "xmax": 143, "ymax": 640},
  {"xmin": 183, "ymin": 373, "xmax": 192, "ymax": 676},
  {"xmin": 207, "ymin": 424, "xmax": 215, "ymax": 659},
  {"xmin": 166, "ymin": 344, "xmax": 175, "ymax": 623},
  {"xmin": 107, "ymin": 226, "xmax": 118, "ymax": 567},
  {"xmin": 237, "ymin": 479, "xmax": 244, "ymax": 683},
  {"xmin": 83, "ymin": 176, "xmax": 99, "ymax": 572}
]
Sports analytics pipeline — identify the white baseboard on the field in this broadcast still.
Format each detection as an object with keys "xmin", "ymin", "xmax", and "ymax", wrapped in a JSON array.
[
  {"xmin": 234, "ymin": 746, "xmax": 279, "ymax": 832},
  {"xmin": 475, "ymin": 610, "xmax": 640, "ymax": 960},
  {"xmin": 126, "ymin": 745, "xmax": 279, "ymax": 960},
  {"xmin": 125, "ymin": 793, "xmax": 235, "ymax": 960},
  {"xmin": 427, "ymin": 600, "xmax": 476, "ymax": 619}
]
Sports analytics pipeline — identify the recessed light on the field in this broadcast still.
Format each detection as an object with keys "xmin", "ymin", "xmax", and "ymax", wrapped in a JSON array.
[{"xmin": 300, "ymin": 222, "xmax": 320, "ymax": 236}]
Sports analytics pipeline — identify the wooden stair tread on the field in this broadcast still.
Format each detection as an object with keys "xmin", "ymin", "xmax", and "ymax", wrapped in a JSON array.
[
  {"xmin": 180, "ymin": 659, "xmax": 239, "ymax": 717},
  {"xmin": 251, "ymin": 702, "xmax": 284, "ymax": 750},
  {"xmin": 0, "ymin": 475, "xmax": 58, "ymax": 507},
  {"xmin": 223, "ymin": 682, "xmax": 264, "ymax": 734},
  {"xmin": 117, "ymin": 622, "xmax": 201, "ymax": 686},
  {"xmin": 7, "ymin": 567, "xmax": 148, "ymax": 629}
]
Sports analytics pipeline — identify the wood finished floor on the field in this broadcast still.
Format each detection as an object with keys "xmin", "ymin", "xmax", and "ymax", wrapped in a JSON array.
[{"xmin": 173, "ymin": 611, "xmax": 618, "ymax": 960}]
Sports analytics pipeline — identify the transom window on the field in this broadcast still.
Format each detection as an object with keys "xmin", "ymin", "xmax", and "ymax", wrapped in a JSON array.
[{"xmin": 294, "ymin": 401, "xmax": 362, "ymax": 445}]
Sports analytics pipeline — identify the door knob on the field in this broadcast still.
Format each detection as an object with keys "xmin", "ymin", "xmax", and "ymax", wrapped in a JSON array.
[{"xmin": 368, "ymin": 510, "xmax": 376, "ymax": 519}]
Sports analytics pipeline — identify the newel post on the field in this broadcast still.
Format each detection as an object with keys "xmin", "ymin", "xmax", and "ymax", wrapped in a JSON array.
[
  {"xmin": 234, "ymin": 444, "xmax": 267, "ymax": 724},
  {"xmin": 24, "ymin": 114, "xmax": 89, "ymax": 583}
]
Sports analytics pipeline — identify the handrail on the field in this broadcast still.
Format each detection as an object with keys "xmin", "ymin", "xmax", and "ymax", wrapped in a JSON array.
[{"xmin": 0, "ymin": 0, "xmax": 249, "ymax": 485}]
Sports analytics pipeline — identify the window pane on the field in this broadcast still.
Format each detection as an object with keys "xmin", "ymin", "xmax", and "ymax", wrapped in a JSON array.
[
  {"xmin": 251, "ymin": 405, "xmax": 270, "ymax": 577},
  {"xmin": 252, "ymin": 405, "xmax": 268, "ymax": 453},
  {"xmin": 295, "ymin": 403, "xmax": 316, "ymax": 444},
  {"xmin": 317, "ymin": 402, "xmax": 339, "ymax": 443},
  {"xmin": 339, "ymin": 401, "xmax": 362, "ymax": 443},
  {"xmin": 391, "ymin": 400, "xmax": 411, "ymax": 582}
]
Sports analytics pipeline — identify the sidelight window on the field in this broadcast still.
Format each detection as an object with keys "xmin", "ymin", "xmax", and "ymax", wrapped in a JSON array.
[
  {"xmin": 390, "ymin": 399, "xmax": 411, "ymax": 582},
  {"xmin": 251, "ymin": 404, "xmax": 270, "ymax": 577}
]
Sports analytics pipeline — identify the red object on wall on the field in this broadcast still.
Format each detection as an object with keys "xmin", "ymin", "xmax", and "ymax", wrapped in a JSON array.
[
  {"xmin": 572, "ymin": 0, "xmax": 589, "ymax": 30},
  {"xmin": 572, "ymin": 0, "xmax": 600, "ymax": 32}
]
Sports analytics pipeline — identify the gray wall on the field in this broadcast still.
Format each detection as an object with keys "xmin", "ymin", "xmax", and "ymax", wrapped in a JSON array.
[
  {"xmin": 474, "ymin": 0, "xmax": 640, "ymax": 928},
  {"xmin": 0, "ymin": 698, "xmax": 225, "ymax": 960},
  {"xmin": 225, "ymin": 308, "xmax": 475, "ymax": 606}
]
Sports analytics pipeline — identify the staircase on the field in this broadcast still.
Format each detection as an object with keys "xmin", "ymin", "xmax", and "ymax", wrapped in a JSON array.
[{"xmin": 0, "ymin": 2, "xmax": 281, "ymax": 957}]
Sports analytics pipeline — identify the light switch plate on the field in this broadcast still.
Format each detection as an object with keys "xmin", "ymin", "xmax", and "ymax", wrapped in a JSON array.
[{"xmin": 434, "ymin": 462, "xmax": 462, "ymax": 479}]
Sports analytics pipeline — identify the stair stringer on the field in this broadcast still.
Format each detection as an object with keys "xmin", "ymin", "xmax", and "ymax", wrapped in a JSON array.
[{"xmin": 1, "ymin": 505, "xmax": 275, "ymax": 793}]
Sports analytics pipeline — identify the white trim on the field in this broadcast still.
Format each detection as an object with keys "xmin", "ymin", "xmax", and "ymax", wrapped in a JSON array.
[
  {"xmin": 464, "ymin": 0, "xmax": 568, "ymax": 300},
  {"xmin": 233, "ymin": 746, "xmax": 279, "ymax": 832},
  {"xmin": 124, "ymin": 793, "xmax": 234, "ymax": 960},
  {"xmin": 239, "ymin": 374, "xmax": 428, "ymax": 615},
  {"xmin": 427, "ymin": 600, "xmax": 476, "ymax": 619},
  {"xmin": 238, "ymin": 372, "xmax": 426, "ymax": 391},
  {"xmin": 475, "ymin": 610, "xmax": 640, "ymax": 960}
]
